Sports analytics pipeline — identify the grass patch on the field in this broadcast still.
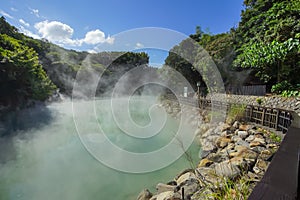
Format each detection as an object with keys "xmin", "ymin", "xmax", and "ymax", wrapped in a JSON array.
[
  {"xmin": 258, "ymin": 128, "xmax": 283, "ymax": 143},
  {"xmin": 195, "ymin": 175, "xmax": 252, "ymax": 200},
  {"xmin": 226, "ymin": 104, "xmax": 246, "ymax": 124},
  {"xmin": 269, "ymin": 131, "xmax": 282, "ymax": 143}
]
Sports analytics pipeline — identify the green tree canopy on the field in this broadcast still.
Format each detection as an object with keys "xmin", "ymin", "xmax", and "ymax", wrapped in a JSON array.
[
  {"xmin": 0, "ymin": 34, "xmax": 56, "ymax": 105},
  {"xmin": 234, "ymin": 0, "xmax": 300, "ymax": 91}
]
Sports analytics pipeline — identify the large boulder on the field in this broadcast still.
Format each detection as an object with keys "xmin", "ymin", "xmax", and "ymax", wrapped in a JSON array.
[
  {"xmin": 195, "ymin": 167, "xmax": 220, "ymax": 186},
  {"xmin": 215, "ymin": 160, "xmax": 241, "ymax": 179}
]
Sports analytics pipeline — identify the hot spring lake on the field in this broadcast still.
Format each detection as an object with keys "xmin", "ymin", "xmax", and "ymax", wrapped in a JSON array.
[{"xmin": 0, "ymin": 97, "xmax": 200, "ymax": 200}]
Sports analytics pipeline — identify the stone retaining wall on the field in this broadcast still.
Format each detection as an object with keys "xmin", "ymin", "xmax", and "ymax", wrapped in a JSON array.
[{"xmin": 209, "ymin": 94, "xmax": 300, "ymax": 115}]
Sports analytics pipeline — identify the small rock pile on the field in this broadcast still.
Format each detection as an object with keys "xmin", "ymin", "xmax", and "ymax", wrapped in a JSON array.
[{"xmin": 137, "ymin": 120, "xmax": 283, "ymax": 200}]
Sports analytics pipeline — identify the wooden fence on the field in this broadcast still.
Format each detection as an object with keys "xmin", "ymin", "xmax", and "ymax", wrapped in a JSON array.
[
  {"xmin": 164, "ymin": 94, "xmax": 293, "ymax": 133},
  {"xmin": 245, "ymin": 105, "xmax": 293, "ymax": 133}
]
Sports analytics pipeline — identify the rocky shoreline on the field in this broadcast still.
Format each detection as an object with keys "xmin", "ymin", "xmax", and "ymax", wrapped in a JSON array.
[{"xmin": 137, "ymin": 99, "xmax": 283, "ymax": 200}]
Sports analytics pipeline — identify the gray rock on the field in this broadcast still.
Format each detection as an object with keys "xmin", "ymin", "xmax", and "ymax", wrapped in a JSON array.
[
  {"xmin": 137, "ymin": 189, "xmax": 152, "ymax": 200},
  {"xmin": 215, "ymin": 137, "xmax": 231, "ymax": 148},
  {"xmin": 149, "ymin": 191, "xmax": 180, "ymax": 200},
  {"xmin": 195, "ymin": 167, "xmax": 220, "ymax": 185},
  {"xmin": 258, "ymin": 149, "xmax": 273, "ymax": 161},
  {"xmin": 231, "ymin": 135, "xmax": 243, "ymax": 143},
  {"xmin": 248, "ymin": 129, "xmax": 257, "ymax": 135},
  {"xmin": 176, "ymin": 172, "xmax": 197, "ymax": 185},
  {"xmin": 191, "ymin": 188, "xmax": 214, "ymax": 200},
  {"xmin": 233, "ymin": 121, "xmax": 240, "ymax": 129},
  {"xmin": 221, "ymin": 123, "xmax": 232, "ymax": 132},
  {"xmin": 180, "ymin": 180, "xmax": 199, "ymax": 200},
  {"xmin": 207, "ymin": 152, "xmax": 228, "ymax": 163},
  {"xmin": 253, "ymin": 137, "xmax": 266, "ymax": 145},
  {"xmin": 156, "ymin": 183, "xmax": 176, "ymax": 194},
  {"xmin": 237, "ymin": 131, "xmax": 248, "ymax": 139},
  {"xmin": 215, "ymin": 160, "xmax": 241, "ymax": 179},
  {"xmin": 221, "ymin": 130, "xmax": 231, "ymax": 137},
  {"xmin": 253, "ymin": 159, "xmax": 269, "ymax": 175},
  {"xmin": 250, "ymin": 146, "xmax": 266, "ymax": 153},
  {"xmin": 199, "ymin": 150, "xmax": 211, "ymax": 159},
  {"xmin": 174, "ymin": 169, "xmax": 194, "ymax": 180},
  {"xmin": 207, "ymin": 135, "xmax": 220, "ymax": 143},
  {"xmin": 201, "ymin": 141, "xmax": 216, "ymax": 152},
  {"xmin": 236, "ymin": 140, "xmax": 250, "ymax": 148},
  {"xmin": 245, "ymin": 135, "xmax": 255, "ymax": 142}
]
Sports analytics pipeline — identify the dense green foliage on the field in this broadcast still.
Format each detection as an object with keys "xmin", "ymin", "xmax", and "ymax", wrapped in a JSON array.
[
  {"xmin": 163, "ymin": 0, "xmax": 300, "ymax": 95},
  {"xmin": 161, "ymin": 28, "xmax": 247, "ymax": 92},
  {"xmin": 0, "ymin": 33, "xmax": 56, "ymax": 105},
  {"xmin": 234, "ymin": 0, "xmax": 300, "ymax": 92},
  {"xmin": 0, "ymin": 17, "xmax": 152, "ymax": 108}
]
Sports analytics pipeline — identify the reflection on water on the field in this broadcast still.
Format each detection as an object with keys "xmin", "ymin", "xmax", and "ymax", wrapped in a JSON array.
[{"xmin": 0, "ymin": 97, "xmax": 200, "ymax": 200}]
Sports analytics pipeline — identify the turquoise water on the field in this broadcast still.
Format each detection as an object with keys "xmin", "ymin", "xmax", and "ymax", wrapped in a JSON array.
[{"xmin": 0, "ymin": 97, "xmax": 200, "ymax": 200}]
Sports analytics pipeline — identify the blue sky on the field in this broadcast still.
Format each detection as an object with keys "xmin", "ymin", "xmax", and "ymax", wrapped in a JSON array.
[{"xmin": 0, "ymin": 0, "xmax": 244, "ymax": 66}]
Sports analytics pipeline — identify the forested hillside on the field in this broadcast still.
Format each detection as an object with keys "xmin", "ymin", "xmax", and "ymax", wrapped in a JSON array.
[
  {"xmin": 163, "ymin": 0, "xmax": 300, "ymax": 95},
  {"xmin": 0, "ymin": 17, "xmax": 152, "ymax": 110}
]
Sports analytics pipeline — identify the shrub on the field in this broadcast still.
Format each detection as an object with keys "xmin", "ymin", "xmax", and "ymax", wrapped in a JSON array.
[
  {"xmin": 271, "ymin": 81, "xmax": 292, "ymax": 94},
  {"xmin": 281, "ymin": 90, "xmax": 300, "ymax": 98},
  {"xmin": 256, "ymin": 98, "xmax": 263, "ymax": 105},
  {"xmin": 227, "ymin": 104, "xmax": 246, "ymax": 123}
]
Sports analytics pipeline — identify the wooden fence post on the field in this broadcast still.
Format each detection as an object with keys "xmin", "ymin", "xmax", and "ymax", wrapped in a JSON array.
[
  {"xmin": 275, "ymin": 110, "xmax": 280, "ymax": 130},
  {"xmin": 261, "ymin": 108, "xmax": 266, "ymax": 125}
]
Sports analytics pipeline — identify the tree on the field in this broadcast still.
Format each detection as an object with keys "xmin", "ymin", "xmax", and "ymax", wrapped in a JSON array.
[
  {"xmin": 234, "ymin": 0, "xmax": 300, "ymax": 91},
  {"xmin": 234, "ymin": 37, "xmax": 300, "ymax": 84},
  {"xmin": 0, "ymin": 34, "xmax": 56, "ymax": 106}
]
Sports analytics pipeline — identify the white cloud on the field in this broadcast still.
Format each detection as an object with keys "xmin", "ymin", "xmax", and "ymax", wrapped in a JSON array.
[
  {"xmin": 135, "ymin": 42, "xmax": 144, "ymax": 49},
  {"xmin": 82, "ymin": 29, "xmax": 114, "ymax": 45},
  {"xmin": 83, "ymin": 29, "xmax": 105, "ymax": 45},
  {"xmin": 34, "ymin": 20, "xmax": 76, "ymax": 45},
  {"xmin": 33, "ymin": 20, "xmax": 114, "ymax": 47},
  {"xmin": 29, "ymin": 8, "xmax": 39, "ymax": 18},
  {"xmin": 106, "ymin": 36, "xmax": 115, "ymax": 44},
  {"xmin": 19, "ymin": 26, "xmax": 40, "ymax": 39},
  {"xmin": 19, "ymin": 19, "xmax": 30, "ymax": 27},
  {"xmin": 87, "ymin": 49, "xmax": 97, "ymax": 54},
  {"xmin": 11, "ymin": 7, "xmax": 18, "ymax": 12},
  {"xmin": 0, "ymin": 10, "xmax": 13, "ymax": 19}
]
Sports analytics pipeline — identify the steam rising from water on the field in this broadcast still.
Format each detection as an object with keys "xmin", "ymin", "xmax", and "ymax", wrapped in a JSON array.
[
  {"xmin": 0, "ymin": 27, "xmax": 228, "ymax": 199},
  {"xmin": 0, "ymin": 99, "xmax": 200, "ymax": 200}
]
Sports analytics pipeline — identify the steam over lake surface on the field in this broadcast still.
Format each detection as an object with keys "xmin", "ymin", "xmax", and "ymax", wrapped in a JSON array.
[{"xmin": 0, "ymin": 97, "xmax": 200, "ymax": 200}]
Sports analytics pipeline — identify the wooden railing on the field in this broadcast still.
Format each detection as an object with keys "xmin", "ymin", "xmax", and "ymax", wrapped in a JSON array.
[
  {"xmin": 245, "ymin": 105, "xmax": 293, "ymax": 133},
  {"xmin": 163, "ymin": 94, "xmax": 293, "ymax": 133}
]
